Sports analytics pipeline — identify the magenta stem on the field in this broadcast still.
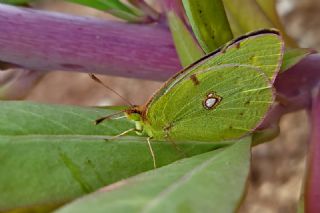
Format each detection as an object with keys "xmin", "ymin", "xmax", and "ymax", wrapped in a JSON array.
[
  {"xmin": 259, "ymin": 54, "xmax": 320, "ymax": 128},
  {"xmin": 305, "ymin": 87, "xmax": 320, "ymax": 213},
  {"xmin": 0, "ymin": 4, "xmax": 180, "ymax": 81}
]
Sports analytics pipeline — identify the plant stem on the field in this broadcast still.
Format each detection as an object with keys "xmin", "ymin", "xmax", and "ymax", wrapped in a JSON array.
[
  {"xmin": 259, "ymin": 54, "xmax": 320, "ymax": 129},
  {"xmin": 0, "ymin": 4, "xmax": 180, "ymax": 81},
  {"xmin": 305, "ymin": 86, "xmax": 320, "ymax": 213}
]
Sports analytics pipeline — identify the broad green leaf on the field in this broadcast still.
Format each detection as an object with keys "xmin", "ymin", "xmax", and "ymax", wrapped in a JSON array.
[
  {"xmin": 255, "ymin": 0, "xmax": 279, "ymax": 27},
  {"xmin": 67, "ymin": 0, "xmax": 141, "ymax": 21},
  {"xmin": 56, "ymin": 137, "xmax": 252, "ymax": 213},
  {"xmin": 167, "ymin": 11, "xmax": 204, "ymax": 67},
  {"xmin": 182, "ymin": 0, "xmax": 233, "ymax": 53},
  {"xmin": 255, "ymin": 0, "xmax": 297, "ymax": 47},
  {"xmin": 280, "ymin": 48, "xmax": 313, "ymax": 72},
  {"xmin": 222, "ymin": 9, "xmax": 243, "ymax": 37},
  {"xmin": 223, "ymin": 0, "xmax": 297, "ymax": 47},
  {"xmin": 0, "ymin": 101, "xmax": 230, "ymax": 211},
  {"xmin": 223, "ymin": 0, "xmax": 273, "ymax": 36}
]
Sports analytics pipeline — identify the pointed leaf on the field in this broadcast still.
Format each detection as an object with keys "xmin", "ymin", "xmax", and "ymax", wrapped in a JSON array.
[
  {"xmin": 255, "ymin": 0, "xmax": 297, "ymax": 47},
  {"xmin": 281, "ymin": 48, "xmax": 313, "ymax": 72},
  {"xmin": 67, "ymin": 0, "xmax": 141, "ymax": 21},
  {"xmin": 223, "ymin": 0, "xmax": 273, "ymax": 36},
  {"xmin": 0, "ymin": 0, "xmax": 34, "ymax": 5},
  {"xmin": 167, "ymin": 11, "xmax": 204, "ymax": 67},
  {"xmin": 56, "ymin": 138, "xmax": 252, "ymax": 213},
  {"xmin": 182, "ymin": 0, "xmax": 233, "ymax": 52}
]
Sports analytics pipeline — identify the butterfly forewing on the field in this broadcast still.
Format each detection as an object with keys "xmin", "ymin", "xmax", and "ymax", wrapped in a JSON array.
[
  {"xmin": 146, "ymin": 65, "xmax": 274, "ymax": 142},
  {"xmin": 147, "ymin": 30, "xmax": 283, "ymax": 108}
]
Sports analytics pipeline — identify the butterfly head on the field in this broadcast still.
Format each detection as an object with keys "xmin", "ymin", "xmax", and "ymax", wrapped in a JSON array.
[
  {"xmin": 124, "ymin": 105, "xmax": 145, "ymax": 121},
  {"xmin": 124, "ymin": 105, "xmax": 153, "ymax": 137}
]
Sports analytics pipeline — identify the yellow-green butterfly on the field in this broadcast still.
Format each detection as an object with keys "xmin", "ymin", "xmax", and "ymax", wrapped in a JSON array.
[
  {"xmin": 124, "ymin": 29, "xmax": 284, "ymax": 142},
  {"xmin": 93, "ymin": 29, "xmax": 284, "ymax": 167}
]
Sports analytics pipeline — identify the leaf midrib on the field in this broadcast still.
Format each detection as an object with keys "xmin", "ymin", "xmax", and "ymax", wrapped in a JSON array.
[{"xmin": 141, "ymin": 149, "xmax": 223, "ymax": 212}]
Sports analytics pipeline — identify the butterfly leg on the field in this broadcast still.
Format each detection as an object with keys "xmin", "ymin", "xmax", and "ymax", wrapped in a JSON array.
[
  {"xmin": 106, "ymin": 128, "xmax": 135, "ymax": 141},
  {"xmin": 147, "ymin": 137, "xmax": 157, "ymax": 169},
  {"xmin": 164, "ymin": 124, "xmax": 187, "ymax": 158}
]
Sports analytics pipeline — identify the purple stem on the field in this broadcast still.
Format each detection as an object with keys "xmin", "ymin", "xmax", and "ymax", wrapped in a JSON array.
[
  {"xmin": 305, "ymin": 87, "xmax": 320, "ymax": 213},
  {"xmin": 259, "ymin": 54, "xmax": 320, "ymax": 128},
  {"xmin": 0, "ymin": 4, "xmax": 180, "ymax": 81},
  {"xmin": 161, "ymin": 0, "xmax": 185, "ymax": 18}
]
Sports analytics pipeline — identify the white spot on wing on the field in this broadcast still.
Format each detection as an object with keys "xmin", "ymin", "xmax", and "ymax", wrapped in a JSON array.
[
  {"xmin": 205, "ymin": 98, "xmax": 217, "ymax": 108},
  {"xmin": 203, "ymin": 93, "xmax": 221, "ymax": 110}
]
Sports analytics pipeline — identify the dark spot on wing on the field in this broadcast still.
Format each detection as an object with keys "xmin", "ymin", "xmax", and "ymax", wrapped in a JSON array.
[
  {"xmin": 164, "ymin": 123, "xmax": 172, "ymax": 131},
  {"xmin": 239, "ymin": 112, "xmax": 244, "ymax": 116},
  {"xmin": 211, "ymin": 30, "xmax": 215, "ymax": 39},
  {"xmin": 229, "ymin": 126, "xmax": 233, "ymax": 129},
  {"xmin": 190, "ymin": 74, "xmax": 200, "ymax": 85},
  {"xmin": 245, "ymin": 100, "xmax": 251, "ymax": 105},
  {"xmin": 163, "ymin": 123, "xmax": 173, "ymax": 138},
  {"xmin": 236, "ymin": 42, "xmax": 240, "ymax": 49},
  {"xmin": 249, "ymin": 55, "xmax": 256, "ymax": 62}
]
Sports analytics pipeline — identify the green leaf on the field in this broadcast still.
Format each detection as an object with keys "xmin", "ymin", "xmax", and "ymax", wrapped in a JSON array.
[
  {"xmin": 223, "ymin": 0, "xmax": 273, "ymax": 36},
  {"xmin": 255, "ymin": 0, "xmax": 297, "ymax": 47},
  {"xmin": 255, "ymin": 0, "xmax": 278, "ymax": 26},
  {"xmin": 223, "ymin": 0, "xmax": 297, "ymax": 47},
  {"xmin": 67, "ymin": 0, "xmax": 141, "ymax": 21},
  {"xmin": 0, "ymin": 101, "xmax": 230, "ymax": 211},
  {"xmin": 55, "ymin": 137, "xmax": 252, "ymax": 213},
  {"xmin": 68, "ymin": 0, "xmax": 133, "ymax": 13},
  {"xmin": 0, "ymin": 0, "xmax": 35, "ymax": 5},
  {"xmin": 182, "ymin": 0, "xmax": 233, "ymax": 53},
  {"xmin": 281, "ymin": 48, "xmax": 313, "ymax": 72},
  {"xmin": 297, "ymin": 196, "xmax": 304, "ymax": 213},
  {"xmin": 167, "ymin": 11, "xmax": 204, "ymax": 67}
]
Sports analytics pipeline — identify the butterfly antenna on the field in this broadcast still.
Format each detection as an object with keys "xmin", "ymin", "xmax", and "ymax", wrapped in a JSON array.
[
  {"xmin": 89, "ymin": 73, "xmax": 134, "ymax": 107},
  {"xmin": 95, "ymin": 111, "xmax": 125, "ymax": 125}
]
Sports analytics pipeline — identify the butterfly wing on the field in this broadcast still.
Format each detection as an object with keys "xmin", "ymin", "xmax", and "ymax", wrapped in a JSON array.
[
  {"xmin": 147, "ymin": 29, "xmax": 283, "ymax": 108},
  {"xmin": 145, "ymin": 64, "xmax": 274, "ymax": 141}
]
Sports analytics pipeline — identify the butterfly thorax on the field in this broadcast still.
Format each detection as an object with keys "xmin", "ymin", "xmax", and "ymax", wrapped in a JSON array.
[{"xmin": 124, "ymin": 106, "xmax": 157, "ymax": 138}]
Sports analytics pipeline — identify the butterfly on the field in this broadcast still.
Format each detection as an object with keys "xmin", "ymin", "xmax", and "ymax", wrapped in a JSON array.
[
  {"xmin": 124, "ymin": 29, "xmax": 284, "ymax": 142},
  {"xmin": 92, "ymin": 29, "xmax": 284, "ymax": 167}
]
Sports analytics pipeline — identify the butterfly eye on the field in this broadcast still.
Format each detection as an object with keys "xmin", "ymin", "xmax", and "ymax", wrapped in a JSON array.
[{"xmin": 203, "ymin": 93, "xmax": 222, "ymax": 110}]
